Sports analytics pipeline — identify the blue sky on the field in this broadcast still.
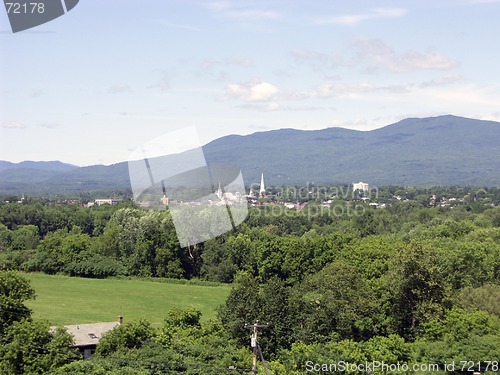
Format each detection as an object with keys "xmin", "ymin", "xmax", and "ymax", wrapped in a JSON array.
[{"xmin": 1, "ymin": 0, "xmax": 499, "ymax": 166}]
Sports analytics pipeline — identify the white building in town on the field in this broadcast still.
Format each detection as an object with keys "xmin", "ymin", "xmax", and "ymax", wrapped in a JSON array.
[
  {"xmin": 352, "ymin": 181, "xmax": 369, "ymax": 192},
  {"xmin": 94, "ymin": 198, "xmax": 121, "ymax": 206}
]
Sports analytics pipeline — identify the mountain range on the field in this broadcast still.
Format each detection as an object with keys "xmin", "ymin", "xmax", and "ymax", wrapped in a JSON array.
[{"xmin": 1, "ymin": 115, "xmax": 499, "ymax": 195}]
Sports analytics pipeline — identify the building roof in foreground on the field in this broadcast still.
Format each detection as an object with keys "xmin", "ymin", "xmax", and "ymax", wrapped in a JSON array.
[{"xmin": 52, "ymin": 322, "xmax": 120, "ymax": 347}]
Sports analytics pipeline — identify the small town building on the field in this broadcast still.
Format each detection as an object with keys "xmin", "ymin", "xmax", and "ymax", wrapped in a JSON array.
[
  {"xmin": 53, "ymin": 316, "xmax": 123, "ymax": 359},
  {"xmin": 94, "ymin": 198, "xmax": 121, "ymax": 206},
  {"xmin": 352, "ymin": 181, "xmax": 369, "ymax": 192}
]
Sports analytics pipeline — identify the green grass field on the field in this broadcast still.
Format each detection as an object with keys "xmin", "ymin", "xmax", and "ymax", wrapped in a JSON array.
[{"xmin": 23, "ymin": 273, "xmax": 231, "ymax": 327}]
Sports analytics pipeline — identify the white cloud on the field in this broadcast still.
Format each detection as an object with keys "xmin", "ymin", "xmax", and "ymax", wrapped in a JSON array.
[
  {"xmin": 226, "ymin": 81, "xmax": 280, "ymax": 101},
  {"xmin": 290, "ymin": 48, "xmax": 352, "ymax": 76},
  {"xmin": 329, "ymin": 119, "xmax": 344, "ymax": 127},
  {"xmin": 206, "ymin": 2, "xmax": 281, "ymax": 20},
  {"xmin": 351, "ymin": 38, "xmax": 458, "ymax": 72},
  {"xmin": 315, "ymin": 8, "xmax": 407, "ymax": 25},
  {"xmin": 395, "ymin": 51, "xmax": 457, "ymax": 72},
  {"xmin": 290, "ymin": 39, "xmax": 454, "ymax": 75},
  {"xmin": 2, "ymin": 121, "xmax": 26, "ymax": 129},
  {"xmin": 314, "ymin": 81, "xmax": 413, "ymax": 99}
]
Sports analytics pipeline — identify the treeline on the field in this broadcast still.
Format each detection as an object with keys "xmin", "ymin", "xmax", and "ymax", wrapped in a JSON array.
[{"xmin": 0, "ymin": 189, "xmax": 499, "ymax": 281}]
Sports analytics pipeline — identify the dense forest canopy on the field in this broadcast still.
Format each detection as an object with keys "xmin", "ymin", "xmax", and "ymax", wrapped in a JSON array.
[{"xmin": 0, "ymin": 185, "xmax": 499, "ymax": 374}]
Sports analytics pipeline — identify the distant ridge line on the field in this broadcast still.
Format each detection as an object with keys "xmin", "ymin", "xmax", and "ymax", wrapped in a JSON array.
[{"xmin": 0, "ymin": 115, "xmax": 499, "ymax": 193}]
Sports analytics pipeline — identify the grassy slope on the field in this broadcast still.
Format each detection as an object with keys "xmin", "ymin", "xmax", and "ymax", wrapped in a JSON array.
[{"xmin": 23, "ymin": 273, "xmax": 230, "ymax": 326}]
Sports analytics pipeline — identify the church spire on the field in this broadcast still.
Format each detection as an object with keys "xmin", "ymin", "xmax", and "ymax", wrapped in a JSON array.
[
  {"xmin": 216, "ymin": 181, "xmax": 223, "ymax": 200},
  {"xmin": 259, "ymin": 173, "xmax": 265, "ymax": 197}
]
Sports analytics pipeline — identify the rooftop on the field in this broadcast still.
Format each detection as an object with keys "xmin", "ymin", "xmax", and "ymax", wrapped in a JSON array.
[{"xmin": 51, "ymin": 321, "xmax": 120, "ymax": 347}]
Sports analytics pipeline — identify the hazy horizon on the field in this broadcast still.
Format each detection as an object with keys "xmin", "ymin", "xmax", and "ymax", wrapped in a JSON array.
[{"xmin": 1, "ymin": 113, "xmax": 498, "ymax": 168}]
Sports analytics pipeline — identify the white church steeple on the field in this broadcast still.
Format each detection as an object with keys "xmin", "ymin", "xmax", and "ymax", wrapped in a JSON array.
[
  {"xmin": 216, "ymin": 181, "xmax": 223, "ymax": 200},
  {"xmin": 259, "ymin": 173, "xmax": 265, "ymax": 197}
]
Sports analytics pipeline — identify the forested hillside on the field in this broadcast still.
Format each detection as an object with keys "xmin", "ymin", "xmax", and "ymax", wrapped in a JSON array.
[
  {"xmin": 1, "ymin": 115, "xmax": 500, "ymax": 194},
  {"xmin": 0, "ymin": 187, "xmax": 499, "ymax": 374}
]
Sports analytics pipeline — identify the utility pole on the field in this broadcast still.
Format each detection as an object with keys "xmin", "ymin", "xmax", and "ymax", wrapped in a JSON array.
[{"xmin": 245, "ymin": 321, "xmax": 270, "ymax": 375}]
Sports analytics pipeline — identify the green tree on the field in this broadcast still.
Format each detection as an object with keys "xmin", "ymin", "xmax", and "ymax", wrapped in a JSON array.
[
  {"xmin": 414, "ymin": 308, "xmax": 500, "ymax": 369},
  {"xmin": 218, "ymin": 271, "xmax": 261, "ymax": 346},
  {"xmin": 353, "ymin": 209, "xmax": 377, "ymax": 237},
  {"xmin": 0, "ymin": 223, "xmax": 12, "ymax": 251},
  {"xmin": 458, "ymin": 283, "xmax": 500, "ymax": 317},
  {"xmin": 0, "ymin": 271, "xmax": 35, "ymax": 335},
  {"xmin": 200, "ymin": 238, "xmax": 237, "ymax": 283},
  {"xmin": 387, "ymin": 241, "xmax": 446, "ymax": 340},
  {"xmin": 438, "ymin": 239, "xmax": 499, "ymax": 289},
  {"xmin": 290, "ymin": 260, "xmax": 378, "ymax": 343},
  {"xmin": 259, "ymin": 276, "xmax": 292, "ymax": 354},
  {"xmin": 0, "ymin": 319, "xmax": 79, "ymax": 375},
  {"xmin": 10, "ymin": 225, "xmax": 40, "ymax": 251},
  {"xmin": 51, "ymin": 360, "xmax": 150, "ymax": 375},
  {"xmin": 95, "ymin": 319, "xmax": 155, "ymax": 357}
]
